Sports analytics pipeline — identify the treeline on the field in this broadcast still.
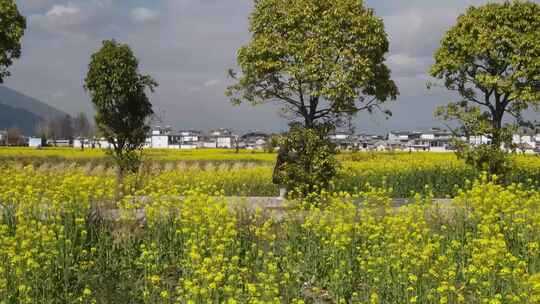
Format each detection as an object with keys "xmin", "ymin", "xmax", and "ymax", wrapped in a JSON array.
[
  {"xmin": 1, "ymin": 112, "xmax": 95, "ymax": 147},
  {"xmin": 34, "ymin": 112, "xmax": 95, "ymax": 145}
]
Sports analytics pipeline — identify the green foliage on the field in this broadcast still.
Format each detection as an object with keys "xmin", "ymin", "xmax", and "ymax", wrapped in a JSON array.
[
  {"xmin": 227, "ymin": 0, "xmax": 398, "ymax": 128},
  {"xmin": 273, "ymin": 123, "xmax": 339, "ymax": 198},
  {"xmin": 228, "ymin": 0, "xmax": 398, "ymax": 197},
  {"xmin": 430, "ymin": 0, "xmax": 540, "ymax": 175},
  {"xmin": 435, "ymin": 103, "xmax": 516, "ymax": 175},
  {"xmin": 454, "ymin": 142, "xmax": 515, "ymax": 177},
  {"xmin": 0, "ymin": 0, "xmax": 25, "ymax": 83},
  {"xmin": 434, "ymin": 102, "xmax": 491, "ymax": 139},
  {"xmin": 84, "ymin": 40, "xmax": 157, "ymax": 175},
  {"xmin": 263, "ymin": 134, "xmax": 281, "ymax": 153}
]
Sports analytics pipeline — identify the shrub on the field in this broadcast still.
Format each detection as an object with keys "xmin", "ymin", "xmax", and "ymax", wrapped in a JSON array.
[{"xmin": 272, "ymin": 123, "xmax": 339, "ymax": 198}]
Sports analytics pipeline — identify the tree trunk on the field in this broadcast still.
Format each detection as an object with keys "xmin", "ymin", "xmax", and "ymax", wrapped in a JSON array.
[
  {"xmin": 491, "ymin": 110, "xmax": 504, "ymax": 150},
  {"xmin": 116, "ymin": 165, "xmax": 124, "ymax": 201},
  {"xmin": 304, "ymin": 115, "xmax": 314, "ymax": 129}
]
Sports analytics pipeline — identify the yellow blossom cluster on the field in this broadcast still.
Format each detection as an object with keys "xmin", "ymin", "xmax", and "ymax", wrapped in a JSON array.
[
  {"xmin": 1, "ymin": 148, "xmax": 539, "ymax": 198},
  {"xmin": 1, "ymin": 158, "xmax": 540, "ymax": 303}
]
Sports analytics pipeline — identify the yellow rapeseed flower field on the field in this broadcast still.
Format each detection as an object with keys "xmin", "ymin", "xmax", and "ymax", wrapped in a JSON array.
[
  {"xmin": 0, "ymin": 150, "xmax": 540, "ymax": 303},
  {"xmin": 1, "ymin": 148, "xmax": 539, "ymax": 197}
]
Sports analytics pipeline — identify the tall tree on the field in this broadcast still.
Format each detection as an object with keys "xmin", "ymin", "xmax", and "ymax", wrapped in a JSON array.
[
  {"xmin": 227, "ymin": 0, "xmax": 397, "ymax": 195},
  {"xmin": 74, "ymin": 112, "xmax": 90, "ymax": 137},
  {"xmin": 47, "ymin": 117, "xmax": 61, "ymax": 146},
  {"xmin": 35, "ymin": 119, "xmax": 50, "ymax": 146},
  {"xmin": 227, "ymin": 0, "xmax": 398, "ymax": 129},
  {"xmin": 60, "ymin": 114, "xmax": 74, "ymax": 142},
  {"xmin": 74, "ymin": 112, "xmax": 91, "ymax": 150},
  {"xmin": 0, "ymin": 0, "xmax": 25, "ymax": 83},
  {"xmin": 84, "ymin": 40, "xmax": 157, "ymax": 194},
  {"xmin": 430, "ymin": 1, "xmax": 540, "ymax": 174},
  {"xmin": 6, "ymin": 127, "xmax": 22, "ymax": 146}
]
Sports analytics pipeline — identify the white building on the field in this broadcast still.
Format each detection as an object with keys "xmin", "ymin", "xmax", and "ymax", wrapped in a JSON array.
[
  {"xmin": 151, "ymin": 135, "xmax": 169, "ymax": 149},
  {"xmin": 28, "ymin": 137, "xmax": 43, "ymax": 148},
  {"xmin": 150, "ymin": 126, "xmax": 172, "ymax": 149},
  {"xmin": 513, "ymin": 134, "xmax": 536, "ymax": 146},
  {"xmin": 208, "ymin": 129, "xmax": 237, "ymax": 149},
  {"xmin": 469, "ymin": 135, "xmax": 491, "ymax": 146},
  {"xmin": 145, "ymin": 127, "xmax": 201, "ymax": 150},
  {"xmin": 387, "ymin": 128, "xmax": 453, "ymax": 152},
  {"xmin": 179, "ymin": 130, "xmax": 200, "ymax": 143},
  {"xmin": 200, "ymin": 137, "xmax": 218, "ymax": 149},
  {"xmin": 240, "ymin": 131, "xmax": 268, "ymax": 150},
  {"xmin": 97, "ymin": 139, "xmax": 112, "ymax": 149},
  {"xmin": 329, "ymin": 130, "xmax": 353, "ymax": 141},
  {"xmin": 388, "ymin": 131, "xmax": 412, "ymax": 143},
  {"xmin": 426, "ymin": 128, "xmax": 452, "ymax": 152},
  {"xmin": 47, "ymin": 139, "xmax": 71, "ymax": 147},
  {"xmin": 513, "ymin": 134, "xmax": 537, "ymax": 154},
  {"xmin": 73, "ymin": 138, "xmax": 94, "ymax": 149},
  {"xmin": 217, "ymin": 136, "xmax": 235, "ymax": 148}
]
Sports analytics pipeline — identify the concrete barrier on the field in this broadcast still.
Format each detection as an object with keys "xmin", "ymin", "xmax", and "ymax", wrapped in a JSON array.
[{"xmin": 99, "ymin": 196, "xmax": 454, "ymax": 221}]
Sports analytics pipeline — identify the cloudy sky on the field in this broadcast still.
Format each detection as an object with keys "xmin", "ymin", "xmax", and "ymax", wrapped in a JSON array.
[{"xmin": 5, "ymin": 0, "xmax": 526, "ymax": 133}]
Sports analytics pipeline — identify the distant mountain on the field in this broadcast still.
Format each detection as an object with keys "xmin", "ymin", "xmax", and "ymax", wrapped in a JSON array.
[
  {"xmin": 0, "ymin": 103, "xmax": 43, "ymax": 135},
  {"xmin": 0, "ymin": 85, "xmax": 66, "ymax": 119}
]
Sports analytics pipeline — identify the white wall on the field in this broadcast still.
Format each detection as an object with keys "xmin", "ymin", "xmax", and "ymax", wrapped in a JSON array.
[
  {"xmin": 430, "ymin": 146, "xmax": 451, "ymax": 153},
  {"xmin": 469, "ymin": 135, "xmax": 490, "ymax": 145},
  {"xmin": 74, "ymin": 139, "xmax": 85, "ymax": 148},
  {"xmin": 181, "ymin": 144, "xmax": 197, "ymax": 150},
  {"xmin": 202, "ymin": 142, "xmax": 217, "ymax": 148},
  {"xmin": 513, "ymin": 135, "xmax": 535, "ymax": 145},
  {"xmin": 389, "ymin": 133, "xmax": 410, "ymax": 142},
  {"xmin": 152, "ymin": 135, "xmax": 169, "ymax": 149},
  {"xmin": 98, "ymin": 140, "xmax": 111, "ymax": 149},
  {"xmin": 183, "ymin": 135, "xmax": 199, "ymax": 142},
  {"xmin": 217, "ymin": 137, "xmax": 233, "ymax": 148},
  {"xmin": 29, "ymin": 137, "xmax": 42, "ymax": 147},
  {"xmin": 330, "ymin": 134, "xmax": 349, "ymax": 140}
]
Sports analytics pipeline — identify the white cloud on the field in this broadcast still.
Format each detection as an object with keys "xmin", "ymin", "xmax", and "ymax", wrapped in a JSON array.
[
  {"xmin": 46, "ymin": 4, "xmax": 81, "ymax": 18},
  {"xmin": 388, "ymin": 54, "xmax": 421, "ymax": 67},
  {"xmin": 384, "ymin": 7, "xmax": 460, "ymax": 58},
  {"xmin": 19, "ymin": 0, "xmax": 57, "ymax": 11},
  {"xmin": 12, "ymin": 0, "xmax": 493, "ymax": 133},
  {"xmin": 203, "ymin": 79, "xmax": 221, "ymax": 87},
  {"xmin": 130, "ymin": 7, "xmax": 159, "ymax": 23},
  {"xmin": 387, "ymin": 53, "xmax": 433, "ymax": 77},
  {"xmin": 29, "ymin": 1, "xmax": 116, "ymax": 38},
  {"xmin": 51, "ymin": 90, "xmax": 67, "ymax": 100}
]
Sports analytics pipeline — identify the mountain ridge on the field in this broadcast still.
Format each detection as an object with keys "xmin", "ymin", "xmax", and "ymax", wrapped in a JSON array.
[
  {"xmin": 0, "ymin": 85, "xmax": 67, "ymax": 119},
  {"xmin": 0, "ymin": 103, "xmax": 43, "ymax": 135}
]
